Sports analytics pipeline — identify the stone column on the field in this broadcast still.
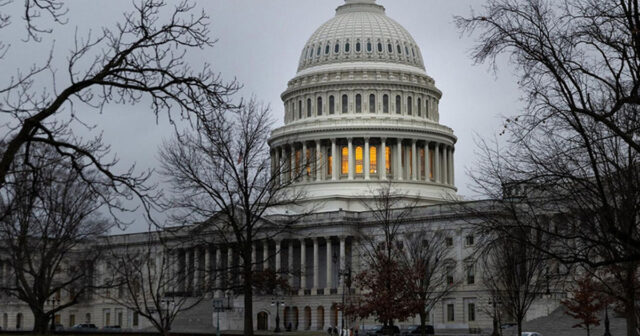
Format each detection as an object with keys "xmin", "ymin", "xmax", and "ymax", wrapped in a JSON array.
[
  {"xmin": 411, "ymin": 140, "xmax": 418, "ymax": 180},
  {"xmin": 302, "ymin": 141, "xmax": 308, "ymax": 182},
  {"xmin": 316, "ymin": 141, "xmax": 322, "ymax": 181},
  {"xmin": 300, "ymin": 239, "xmax": 307, "ymax": 291},
  {"xmin": 347, "ymin": 138, "xmax": 354, "ymax": 180},
  {"xmin": 291, "ymin": 145, "xmax": 296, "ymax": 181},
  {"xmin": 339, "ymin": 238, "xmax": 346, "ymax": 291},
  {"xmin": 364, "ymin": 137, "xmax": 370, "ymax": 180},
  {"xmin": 215, "ymin": 247, "xmax": 222, "ymax": 295},
  {"xmin": 313, "ymin": 238, "xmax": 319, "ymax": 292},
  {"xmin": 204, "ymin": 246, "xmax": 211, "ymax": 293},
  {"xmin": 326, "ymin": 238, "xmax": 332, "ymax": 289},
  {"xmin": 227, "ymin": 246, "xmax": 233, "ymax": 289},
  {"xmin": 396, "ymin": 139, "xmax": 403, "ymax": 180},
  {"xmin": 263, "ymin": 241, "xmax": 269, "ymax": 271},
  {"xmin": 451, "ymin": 147, "xmax": 455, "ymax": 185},
  {"xmin": 193, "ymin": 247, "xmax": 200, "ymax": 292},
  {"xmin": 275, "ymin": 147, "xmax": 281, "ymax": 185},
  {"xmin": 331, "ymin": 138, "xmax": 338, "ymax": 180},
  {"xmin": 288, "ymin": 241, "xmax": 294, "ymax": 287},
  {"xmin": 435, "ymin": 144, "xmax": 441, "ymax": 183},
  {"xmin": 380, "ymin": 138, "xmax": 387, "ymax": 180},
  {"xmin": 184, "ymin": 248, "xmax": 190, "ymax": 292},
  {"xmin": 251, "ymin": 243, "xmax": 257, "ymax": 270},
  {"xmin": 442, "ymin": 146, "xmax": 448, "ymax": 185},
  {"xmin": 275, "ymin": 240, "xmax": 282, "ymax": 272},
  {"xmin": 424, "ymin": 142, "xmax": 430, "ymax": 181}
]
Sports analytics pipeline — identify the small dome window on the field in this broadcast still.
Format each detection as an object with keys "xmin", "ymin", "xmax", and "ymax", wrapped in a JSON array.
[
  {"xmin": 356, "ymin": 94, "xmax": 362, "ymax": 113},
  {"xmin": 307, "ymin": 46, "xmax": 313, "ymax": 59},
  {"xmin": 334, "ymin": 43, "xmax": 340, "ymax": 53},
  {"xmin": 418, "ymin": 98, "xmax": 422, "ymax": 117},
  {"xmin": 405, "ymin": 46, "xmax": 410, "ymax": 55},
  {"xmin": 325, "ymin": 44, "xmax": 330, "ymax": 55},
  {"xmin": 397, "ymin": 44, "xmax": 402, "ymax": 54},
  {"xmin": 317, "ymin": 97, "xmax": 323, "ymax": 116},
  {"xmin": 407, "ymin": 96, "xmax": 413, "ymax": 115},
  {"xmin": 317, "ymin": 46, "xmax": 321, "ymax": 56},
  {"xmin": 377, "ymin": 42, "xmax": 383, "ymax": 53},
  {"xmin": 412, "ymin": 47, "xmax": 416, "ymax": 57},
  {"xmin": 388, "ymin": 43, "xmax": 393, "ymax": 53},
  {"xmin": 345, "ymin": 42, "xmax": 351, "ymax": 53},
  {"xmin": 369, "ymin": 94, "xmax": 376, "ymax": 113},
  {"xmin": 356, "ymin": 42, "xmax": 361, "ymax": 52},
  {"xmin": 342, "ymin": 94, "xmax": 349, "ymax": 113},
  {"xmin": 367, "ymin": 41, "xmax": 372, "ymax": 53},
  {"xmin": 395, "ymin": 95, "xmax": 402, "ymax": 114},
  {"xmin": 329, "ymin": 95, "xmax": 335, "ymax": 114},
  {"xmin": 307, "ymin": 98, "xmax": 312, "ymax": 117}
]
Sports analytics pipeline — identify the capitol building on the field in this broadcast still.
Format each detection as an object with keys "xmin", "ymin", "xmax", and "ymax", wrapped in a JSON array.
[{"xmin": 0, "ymin": 0, "xmax": 560, "ymax": 333}]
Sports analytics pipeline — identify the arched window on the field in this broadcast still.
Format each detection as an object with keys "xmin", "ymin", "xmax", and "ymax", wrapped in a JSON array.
[
  {"xmin": 334, "ymin": 43, "xmax": 340, "ymax": 53},
  {"xmin": 341, "ymin": 147, "xmax": 349, "ymax": 175},
  {"xmin": 412, "ymin": 47, "xmax": 416, "ymax": 57},
  {"xmin": 298, "ymin": 100, "xmax": 302, "ymax": 119},
  {"xmin": 397, "ymin": 44, "xmax": 402, "ymax": 54},
  {"xmin": 418, "ymin": 98, "xmax": 422, "ymax": 116},
  {"xmin": 407, "ymin": 96, "xmax": 413, "ymax": 115},
  {"xmin": 329, "ymin": 95, "xmax": 335, "ymax": 115},
  {"xmin": 317, "ymin": 46, "xmax": 321, "ymax": 56},
  {"xmin": 16, "ymin": 313, "xmax": 22, "ymax": 330},
  {"xmin": 377, "ymin": 42, "xmax": 383, "ymax": 52},
  {"xmin": 405, "ymin": 46, "xmax": 410, "ymax": 55},
  {"xmin": 395, "ymin": 95, "xmax": 402, "ymax": 114},
  {"xmin": 388, "ymin": 43, "xmax": 393, "ymax": 53},
  {"xmin": 325, "ymin": 44, "xmax": 330, "ymax": 55},
  {"xmin": 369, "ymin": 94, "xmax": 376, "ymax": 113},
  {"xmin": 356, "ymin": 42, "xmax": 361, "ymax": 52},
  {"xmin": 366, "ymin": 41, "xmax": 372, "ymax": 52},
  {"xmin": 425, "ymin": 99, "xmax": 430, "ymax": 118},
  {"xmin": 307, "ymin": 98, "xmax": 312, "ymax": 117},
  {"xmin": 383, "ymin": 94, "xmax": 389, "ymax": 113},
  {"xmin": 355, "ymin": 146, "xmax": 363, "ymax": 174},
  {"xmin": 308, "ymin": 46, "xmax": 313, "ymax": 59},
  {"xmin": 345, "ymin": 42, "xmax": 350, "ymax": 53},
  {"xmin": 317, "ymin": 97, "xmax": 323, "ymax": 116},
  {"xmin": 355, "ymin": 94, "xmax": 362, "ymax": 113},
  {"xmin": 370, "ymin": 146, "xmax": 377, "ymax": 174},
  {"xmin": 342, "ymin": 95, "xmax": 348, "ymax": 113}
]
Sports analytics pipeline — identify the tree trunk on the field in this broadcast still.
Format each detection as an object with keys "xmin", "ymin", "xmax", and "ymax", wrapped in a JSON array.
[
  {"xmin": 586, "ymin": 325, "xmax": 590, "ymax": 336},
  {"xmin": 243, "ymin": 255, "xmax": 254, "ymax": 336},
  {"xmin": 32, "ymin": 310, "xmax": 51, "ymax": 335},
  {"xmin": 624, "ymin": 268, "xmax": 639, "ymax": 336},
  {"xmin": 517, "ymin": 318, "xmax": 523, "ymax": 336},
  {"xmin": 419, "ymin": 311, "xmax": 427, "ymax": 336}
]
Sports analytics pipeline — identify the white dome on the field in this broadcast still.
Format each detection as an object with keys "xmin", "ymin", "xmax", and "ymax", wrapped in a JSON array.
[{"xmin": 297, "ymin": 0, "xmax": 425, "ymax": 73}]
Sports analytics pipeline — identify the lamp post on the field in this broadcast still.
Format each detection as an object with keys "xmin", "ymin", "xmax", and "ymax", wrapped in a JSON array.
[
  {"xmin": 333, "ymin": 251, "xmax": 352, "ymax": 336},
  {"xmin": 271, "ymin": 290, "xmax": 285, "ymax": 333},
  {"xmin": 213, "ymin": 291, "xmax": 231, "ymax": 336}
]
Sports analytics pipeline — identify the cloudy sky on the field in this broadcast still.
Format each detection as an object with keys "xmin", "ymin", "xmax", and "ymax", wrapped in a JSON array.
[{"xmin": 1, "ymin": 0, "xmax": 522, "ymax": 232}]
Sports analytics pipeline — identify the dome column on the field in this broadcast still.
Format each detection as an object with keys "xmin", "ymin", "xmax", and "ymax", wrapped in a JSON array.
[
  {"xmin": 316, "ymin": 141, "xmax": 323, "ymax": 181},
  {"xmin": 331, "ymin": 139, "xmax": 338, "ymax": 181},
  {"xmin": 451, "ymin": 147, "xmax": 455, "ymax": 186},
  {"xmin": 424, "ymin": 142, "xmax": 430, "ymax": 181},
  {"xmin": 380, "ymin": 138, "xmax": 387, "ymax": 180},
  {"xmin": 348, "ymin": 137, "xmax": 355, "ymax": 180},
  {"xmin": 396, "ymin": 139, "xmax": 403, "ymax": 180},
  {"xmin": 434, "ymin": 143, "xmax": 441, "ymax": 183},
  {"xmin": 364, "ymin": 137, "xmax": 370, "ymax": 180},
  {"xmin": 411, "ymin": 140, "xmax": 418, "ymax": 181}
]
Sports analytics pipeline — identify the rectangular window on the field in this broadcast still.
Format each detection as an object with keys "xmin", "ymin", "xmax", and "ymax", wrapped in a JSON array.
[
  {"xmin": 466, "ymin": 235, "xmax": 475, "ymax": 246},
  {"xmin": 341, "ymin": 146, "xmax": 349, "ymax": 175},
  {"xmin": 467, "ymin": 264, "xmax": 475, "ymax": 285},
  {"xmin": 133, "ymin": 312, "xmax": 139, "ymax": 327},
  {"xmin": 370, "ymin": 146, "xmax": 377, "ymax": 174},
  {"xmin": 355, "ymin": 146, "xmax": 363, "ymax": 174},
  {"xmin": 383, "ymin": 94, "xmax": 389, "ymax": 113},
  {"xmin": 468, "ymin": 303, "xmax": 476, "ymax": 322},
  {"xmin": 385, "ymin": 146, "xmax": 391, "ymax": 174},
  {"xmin": 327, "ymin": 149, "xmax": 333, "ymax": 176},
  {"xmin": 445, "ymin": 237, "xmax": 453, "ymax": 247},
  {"xmin": 306, "ymin": 149, "xmax": 312, "ymax": 176},
  {"xmin": 446, "ymin": 266, "xmax": 454, "ymax": 285},
  {"xmin": 356, "ymin": 94, "xmax": 362, "ymax": 113},
  {"xmin": 69, "ymin": 314, "xmax": 75, "ymax": 327},
  {"xmin": 420, "ymin": 148, "xmax": 425, "ymax": 179},
  {"xmin": 447, "ymin": 304, "xmax": 455, "ymax": 322},
  {"xmin": 342, "ymin": 95, "xmax": 348, "ymax": 114},
  {"xmin": 105, "ymin": 311, "xmax": 111, "ymax": 326}
]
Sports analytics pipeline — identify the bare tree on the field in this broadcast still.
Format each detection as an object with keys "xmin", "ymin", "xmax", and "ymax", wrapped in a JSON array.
[
  {"xmin": 0, "ymin": 145, "xmax": 111, "ymax": 334},
  {"xmin": 159, "ymin": 99, "xmax": 308, "ymax": 335},
  {"xmin": 457, "ymin": 1, "xmax": 640, "ymax": 334},
  {"xmin": 402, "ymin": 228, "xmax": 457, "ymax": 336},
  {"xmin": 101, "ymin": 232, "xmax": 205, "ymax": 336},
  {"xmin": 0, "ymin": 0, "xmax": 239, "ymax": 225}
]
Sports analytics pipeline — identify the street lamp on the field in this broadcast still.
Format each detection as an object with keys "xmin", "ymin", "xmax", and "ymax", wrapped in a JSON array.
[
  {"xmin": 271, "ymin": 290, "xmax": 285, "ymax": 333},
  {"xmin": 213, "ymin": 291, "xmax": 232, "ymax": 336},
  {"xmin": 333, "ymin": 252, "xmax": 352, "ymax": 336}
]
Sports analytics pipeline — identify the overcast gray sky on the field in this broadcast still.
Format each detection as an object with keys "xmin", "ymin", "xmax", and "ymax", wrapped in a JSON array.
[{"xmin": 1, "ymin": 0, "xmax": 522, "ymax": 233}]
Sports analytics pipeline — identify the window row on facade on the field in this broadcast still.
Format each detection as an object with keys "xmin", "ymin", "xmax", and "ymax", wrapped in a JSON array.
[
  {"xmin": 300, "ymin": 38, "xmax": 422, "ymax": 68},
  {"xmin": 271, "ymin": 138, "xmax": 454, "ymax": 186},
  {"xmin": 285, "ymin": 92, "xmax": 437, "ymax": 122}
]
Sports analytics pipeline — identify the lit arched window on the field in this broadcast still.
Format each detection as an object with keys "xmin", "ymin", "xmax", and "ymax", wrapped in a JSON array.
[
  {"xmin": 307, "ymin": 98, "xmax": 312, "ymax": 117},
  {"xmin": 342, "ymin": 95, "xmax": 348, "ymax": 114},
  {"xmin": 345, "ymin": 42, "xmax": 350, "ymax": 53},
  {"xmin": 317, "ymin": 97, "xmax": 323, "ymax": 116},
  {"xmin": 418, "ymin": 98, "xmax": 422, "ymax": 116},
  {"xmin": 355, "ymin": 146, "xmax": 364, "ymax": 174},
  {"xmin": 370, "ymin": 146, "xmax": 377, "ymax": 174},
  {"xmin": 383, "ymin": 94, "xmax": 389, "ymax": 113},
  {"xmin": 341, "ymin": 146, "xmax": 349, "ymax": 175},
  {"xmin": 329, "ymin": 95, "xmax": 335, "ymax": 115},
  {"xmin": 355, "ymin": 94, "xmax": 362, "ymax": 113},
  {"xmin": 407, "ymin": 96, "xmax": 413, "ymax": 115},
  {"xmin": 369, "ymin": 94, "xmax": 376, "ymax": 113},
  {"xmin": 395, "ymin": 95, "xmax": 402, "ymax": 114}
]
